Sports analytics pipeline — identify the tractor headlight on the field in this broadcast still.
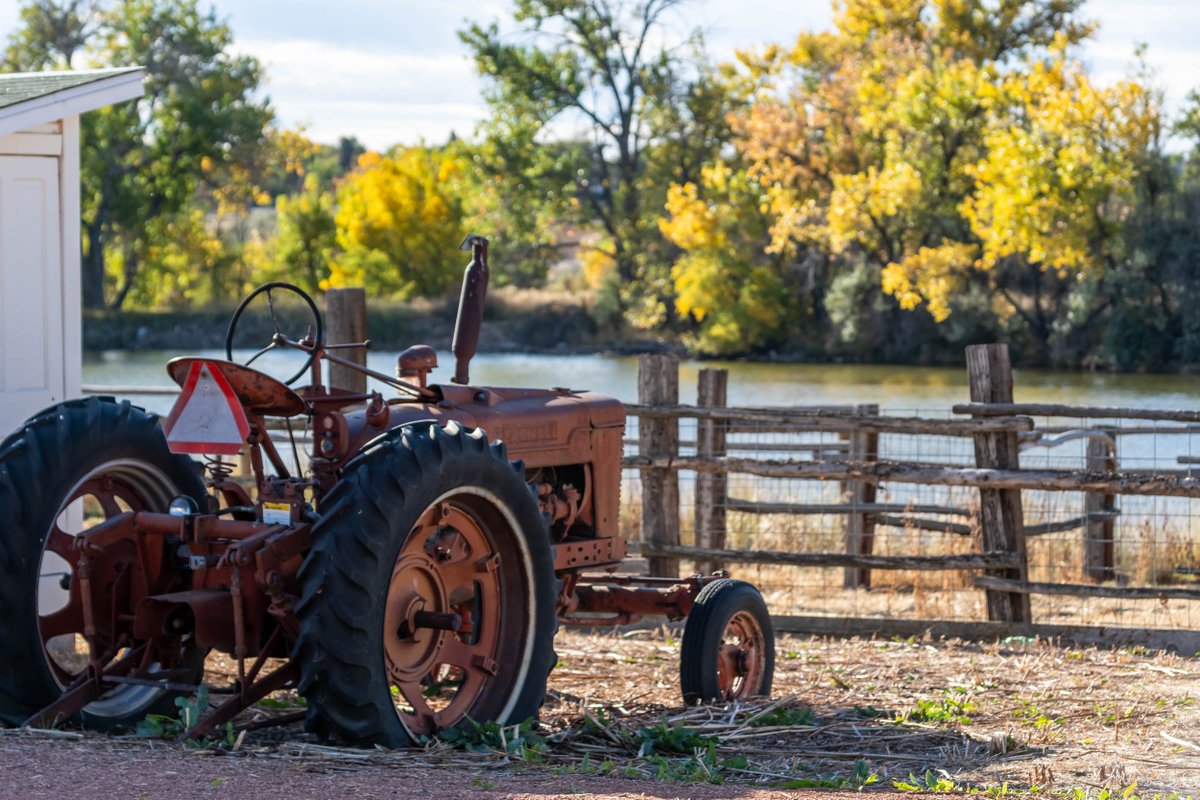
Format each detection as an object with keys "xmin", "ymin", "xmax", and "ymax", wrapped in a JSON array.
[{"xmin": 169, "ymin": 495, "xmax": 198, "ymax": 517}]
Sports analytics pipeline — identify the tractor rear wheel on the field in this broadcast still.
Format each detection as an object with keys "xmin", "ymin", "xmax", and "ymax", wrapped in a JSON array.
[
  {"xmin": 0, "ymin": 398, "xmax": 207, "ymax": 730},
  {"xmin": 680, "ymin": 579, "xmax": 775, "ymax": 704},
  {"xmin": 294, "ymin": 421, "xmax": 557, "ymax": 747}
]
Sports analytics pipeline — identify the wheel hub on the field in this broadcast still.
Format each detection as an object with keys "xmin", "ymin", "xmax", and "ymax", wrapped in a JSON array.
[
  {"xmin": 384, "ymin": 553, "xmax": 449, "ymax": 683},
  {"xmin": 717, "ymin": 611, "xmax": 766, "ymax": 699}
]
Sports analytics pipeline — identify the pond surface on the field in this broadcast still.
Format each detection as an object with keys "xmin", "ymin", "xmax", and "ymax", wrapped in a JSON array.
[{"xmin": 82, "ymin": 349, "xmax": 1200, "ymax": 415}]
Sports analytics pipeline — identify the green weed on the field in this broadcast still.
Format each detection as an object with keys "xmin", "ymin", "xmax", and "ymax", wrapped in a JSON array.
[
  {"xmin": 747, "ymin": 705, "xmax": 815, "ymax": 727},
  {"xmin": 893, "ymin": 769, "xmax": 963, "ymax": 792},
  {"xmin": 896, "ymin": 692, "xmax": 977, "ymax": 725},
  {"xmin": 434, "ymin": 718, "xmax": 546, "ymax": 763}
]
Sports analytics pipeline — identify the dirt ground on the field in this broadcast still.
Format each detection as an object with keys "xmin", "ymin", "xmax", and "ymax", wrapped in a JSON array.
[{"xmin": 3, "ymin": 629, "xmax": 1199, "ymax": 799}]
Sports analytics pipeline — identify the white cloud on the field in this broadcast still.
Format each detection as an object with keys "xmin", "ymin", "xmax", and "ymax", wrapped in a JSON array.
[{"xmin": 232, "ymin": 38, "xmax": 486, "ymax": 148}]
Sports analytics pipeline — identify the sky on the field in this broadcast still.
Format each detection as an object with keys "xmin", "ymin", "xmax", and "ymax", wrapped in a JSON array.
[{"xmin": 0, "ymin": 0, "xmax": 1198, "ymax": 149}]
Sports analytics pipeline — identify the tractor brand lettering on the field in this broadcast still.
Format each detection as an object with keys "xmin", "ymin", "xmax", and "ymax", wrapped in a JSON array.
[{"xmin": 502, "ymin": 422, "xmax": 558, "ymax": 445}]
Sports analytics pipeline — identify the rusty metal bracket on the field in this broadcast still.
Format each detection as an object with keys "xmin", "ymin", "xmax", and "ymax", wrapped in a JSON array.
[{"xmin": 178, "ymin": 659, "xmax": 299, "ymax": 743}]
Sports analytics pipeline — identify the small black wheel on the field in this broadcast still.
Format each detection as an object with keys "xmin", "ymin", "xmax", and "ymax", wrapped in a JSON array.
[
  {"xmin": 680, "ymin": 579, "xmax": 775, "ymax": 704},
  {"xmin": 0, "ymin": 398, "xmax": 208, "ymax": 730},
  {"xmin": 294, "ymin": 421, "xmax": 557, "ymax": 747},
  {"xmin": 225, "ymin": 282, "xmax": 324, "ymax": 386}
]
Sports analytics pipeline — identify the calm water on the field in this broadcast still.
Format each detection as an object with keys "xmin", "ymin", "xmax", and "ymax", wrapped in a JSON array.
[{"xmin": 82, "ymin": 349, "xmax": 1200, "ymax": 416}]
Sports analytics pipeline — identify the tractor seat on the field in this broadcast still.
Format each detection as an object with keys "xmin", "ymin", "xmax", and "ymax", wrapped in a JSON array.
[{"xmin": 166, "ymin": 358, "xmax": 306, "ymax": 418}]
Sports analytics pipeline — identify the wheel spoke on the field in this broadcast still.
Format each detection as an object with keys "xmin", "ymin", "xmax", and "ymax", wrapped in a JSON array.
[
  {"xmin": 40, "ymin": 605, "xmax": 83, "ymax": 640},
  {"xmin": 244, "ymin": 342, "xmax": 278, "ymax": 366},
  {"xmin": 97, "ymin": 493, "xmax": 122, "ymax": 519},
  {"xmin": 438, "ymin": 638, "xmax": 482, "ymax": 672},
  {"xmin": 45, "ymin": 526, "xmax": 76, "ymax": 561},
  {"xmin": 394, "ymin": 680, "xmax": 438, "ymax": 732},
  {"xmin": 436, "ymin": 556, "xmax": 489, "ymax": 595},
  {"xmin": 265, "ymin": 287, "xmax": 282, "ymax": 336}
]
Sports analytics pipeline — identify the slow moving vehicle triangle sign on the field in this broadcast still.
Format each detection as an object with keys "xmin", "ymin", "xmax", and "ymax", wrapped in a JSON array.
[{"xmin": 163, "ymin": 360, "xmax": 252, "ymax": 456}]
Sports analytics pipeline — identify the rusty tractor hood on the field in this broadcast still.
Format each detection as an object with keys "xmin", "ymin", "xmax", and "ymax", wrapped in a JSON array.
[{"xmin": 384, "ymin": 384, "xmax": 625, "ymax": 469}]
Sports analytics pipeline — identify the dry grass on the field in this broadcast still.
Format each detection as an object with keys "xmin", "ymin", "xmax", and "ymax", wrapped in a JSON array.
[{"xmin": 11, "ymin": 630, "xmax": 1200, "ymax": 796}]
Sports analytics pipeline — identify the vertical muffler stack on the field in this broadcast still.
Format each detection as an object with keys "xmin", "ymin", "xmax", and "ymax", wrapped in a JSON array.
[{"xmin": 451, "ymin": 234, "xmax": 489, "ymax": 386}]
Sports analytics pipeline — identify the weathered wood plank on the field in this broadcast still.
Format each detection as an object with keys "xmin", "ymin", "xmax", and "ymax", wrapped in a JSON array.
[
  {"xmin": 844, "ymin": 404, "xmax": 879, "ymax": 589},
  {"xmin": 770, "ymin": 615, "xmax": 1200, "ymax": 656},
  {"xmin": 620, "ymin": 455, "xmax": 1200, "ymax": 497},
  {"xmin": 955, "ymin": 402, "xmax": 1200, "ymax": 423},
  {"xmin": 638, "ymin": 354, "xmax": 680, "ymax": 578},
  {"xmin": 626, "ymin": 404, "xmax": 1034, "ymax": 436},
  {"xmin": 973, "ymin": 576, "xmax": 1200, "ymax": 601},
  {"xmin": 1084, "ymin": 428, "xmax": 1117, "ymax": 582},
  {"xmin": 694, "ymin": 368, "xmax": 727, "ymax": 575},
  {"xmin": 638, "ymin": 542, "xmax": 1019, "ymax": 571},
  {"xmin": 725, "ymin": 499, "xmax": 971, "ymax": 516},
  {"xmin": 326, "ymin": 287, "xmax": 368, "ymax": 394},
  {"xmin": 966, "ymin": 344, "xmax": 1030, "ymax": 623},
  {"xmin": 873, "ymin": 515, "xmax": 973, "ymax": 535}
]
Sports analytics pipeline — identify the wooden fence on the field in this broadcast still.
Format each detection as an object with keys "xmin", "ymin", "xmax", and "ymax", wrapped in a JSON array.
[{"xmin": 625, "ymin": 344, "xmax": 1200, "ymax": 654}]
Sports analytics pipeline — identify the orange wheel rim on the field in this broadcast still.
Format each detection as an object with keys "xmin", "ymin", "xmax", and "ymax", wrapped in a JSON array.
[
  {"xmin": 383, "ymin": 496, "xmax": 513, "ymax": 736},
  {"xmin": 715, "ymin": 610, "xmax": 766, "ymax": 700}
]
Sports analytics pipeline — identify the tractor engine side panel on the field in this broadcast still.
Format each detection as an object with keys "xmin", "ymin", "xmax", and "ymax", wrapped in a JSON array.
[{"xmin": 386, "ymin": 385, "xmax": 626, "ymax": 538}]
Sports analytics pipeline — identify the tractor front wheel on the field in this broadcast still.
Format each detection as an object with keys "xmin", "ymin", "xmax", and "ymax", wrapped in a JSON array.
[{"xmin": 294, "ymin": 422, "xmax": 557, "ymax": 747}]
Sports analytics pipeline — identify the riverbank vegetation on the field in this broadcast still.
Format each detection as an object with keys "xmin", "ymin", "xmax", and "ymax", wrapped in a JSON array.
[{"xmin": 7, "ymin": 0, "xmax": 1200, "ymax": 369}]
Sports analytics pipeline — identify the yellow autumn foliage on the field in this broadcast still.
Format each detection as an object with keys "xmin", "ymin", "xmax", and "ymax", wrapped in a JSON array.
[
  {"xmin": 331, "ymin": 147, "xmax": 468, "ymax": 299},
  {"xmin": 693, "ymin": 0, "xmax": 1154, "ymax": 328}
]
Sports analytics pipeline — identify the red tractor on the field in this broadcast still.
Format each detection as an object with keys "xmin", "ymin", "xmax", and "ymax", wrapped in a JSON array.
[{"xmin": 0, "ymin": 237, "xmax": 774, "ymax": 746}]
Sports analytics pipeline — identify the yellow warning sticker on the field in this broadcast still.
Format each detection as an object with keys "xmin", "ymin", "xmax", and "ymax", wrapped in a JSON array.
[{"xmin": 262, "ymin": 502, "xmax": 291, "ymax": 525}]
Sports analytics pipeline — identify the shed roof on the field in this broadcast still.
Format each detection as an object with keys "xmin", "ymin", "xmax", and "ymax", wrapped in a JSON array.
[{"xmin": 0, "ymin": 67, "xmax": 144, "ymax": 137}]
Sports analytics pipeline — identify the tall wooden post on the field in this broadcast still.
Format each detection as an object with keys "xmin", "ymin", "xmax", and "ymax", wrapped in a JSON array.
[
  {"xmin": 1083, "ymin": 428, "xmax": 1117, "ymax": 582},
  {"xmin": 966, "ymin": 344, "xmax": 1031, "ymax": 623},
  {"xmin": 326, "ymin": 287, "xmax": 367, "ymax": 393},
  {"xmin": 638, "ymin": 354, "xmax": 680, "ymax": 577},
  {"xmin": 694, "ymin": 368, "xmax": 728, "ymax": 575},
  {"xmin": 843, "ymin": 403, "xmax": 879, "ymax": 589}
]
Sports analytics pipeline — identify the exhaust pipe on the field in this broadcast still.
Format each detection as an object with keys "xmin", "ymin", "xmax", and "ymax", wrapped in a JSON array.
[{"xmin": 451, "ymin": 234, "xmax": 489, "ymax": 385}]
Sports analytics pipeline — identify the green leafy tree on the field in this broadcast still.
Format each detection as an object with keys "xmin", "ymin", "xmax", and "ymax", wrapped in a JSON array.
[
  {"xmin": 460, "ymin": 0, "xmax": 740, "ymax": 327},
  {"xmin": 454, "ymin": 128, "xmax": 585, "ymax": 289},
  {"xmin": 4, "ymin": 0, "xmax": 272, "ymax": 309},
  {"xmin": 274, "ymin": 174, "xmax": 338, "ymax": 294}
]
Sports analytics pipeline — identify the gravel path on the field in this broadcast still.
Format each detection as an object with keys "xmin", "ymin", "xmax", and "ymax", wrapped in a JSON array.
[{"xmin": 0, "ymin": 734, "xmax": 929, "ymax": 800}]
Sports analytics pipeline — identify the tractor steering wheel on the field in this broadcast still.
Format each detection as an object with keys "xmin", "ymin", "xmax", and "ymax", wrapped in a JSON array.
[{"xmin": 225, "ymin": 282, "xmax": 324, "ymax": 386}]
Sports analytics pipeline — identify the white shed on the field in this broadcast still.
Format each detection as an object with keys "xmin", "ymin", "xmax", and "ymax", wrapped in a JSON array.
[{"xmin": 0, "ymin": 67, "xmax": 144, "ymax": 436}]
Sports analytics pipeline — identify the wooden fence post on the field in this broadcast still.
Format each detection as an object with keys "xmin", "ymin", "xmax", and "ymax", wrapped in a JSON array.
[
  {"xmin": 1084, "ymin": 428, "xmax": 1117, "ymax": 582},
  {"xmin": 638, "ymin": 354, "xmax": 680, "ymax": 577},
  {"xmin": 695, "ymin": 368, "xmax": 728, "ymax": 575},
  {"xmin": 843, "ymin": 404, "xmax": 880, "ymax": 589},
  {"xmin": 965, "ymin": 344, "xmax": 1031, "ymax": 622},
  {"xmin": 326, "ymin": 287, "xmax": 367, "ymax": 393}
]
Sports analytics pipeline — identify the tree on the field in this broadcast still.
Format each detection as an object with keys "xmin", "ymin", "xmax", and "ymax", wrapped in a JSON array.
[
  {"xmin": 274, "ymin": 174, "xmax": 338, "ymax": 294},
  {"xmin": 4, "ymin": 0, "xmax": 272, "ymax": 309},
  {"xmin": 460, "ymin": 0, "xmax": 740, "ymax": 326},
  {"xmin": 663, "ymin": 0, "xmax": 1178, "ymax": 362},
  {"xmin": 330, "ymin": 149, "xmax": 468, "ymax": 299},
  {"xmin": 659, "ymin": 163, "xmax": 798, "ymax": 354}
]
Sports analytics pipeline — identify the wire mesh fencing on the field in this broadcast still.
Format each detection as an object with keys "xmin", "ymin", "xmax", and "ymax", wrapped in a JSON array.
[{"xmin": 623, "ymin": 357, "xmax": 1200, "ymax": 647}]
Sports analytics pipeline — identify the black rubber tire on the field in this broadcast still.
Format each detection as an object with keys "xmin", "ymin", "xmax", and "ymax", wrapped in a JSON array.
[
  {"xmin": 294, "ymin": 421, "xmax": 557, "ymax": 747},
  {"xmin": 680, "ymin": 578, "xmax": 775, "ymax": 704},
  {"xmin": 0, "ymin": 397, "xmax": 207, "ymax": 730}
]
